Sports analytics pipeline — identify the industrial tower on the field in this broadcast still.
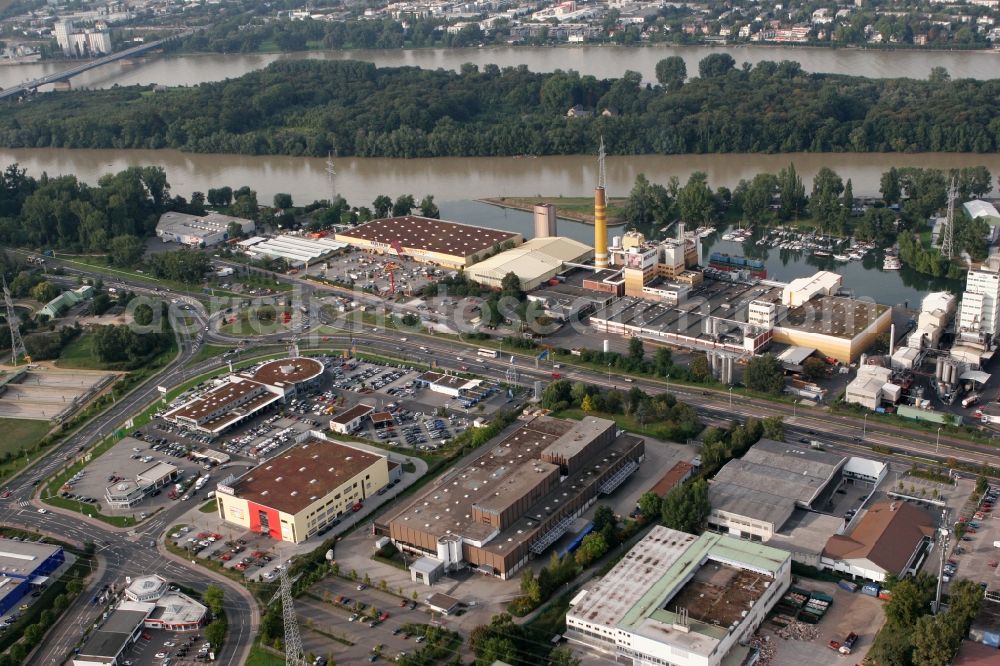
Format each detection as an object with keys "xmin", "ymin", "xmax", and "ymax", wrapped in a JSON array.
[
  {"xmin": 2, "ymin": 276, "xmax": 28, "ymax": 366},
  {"xmin": 941, "ymin": 177, "xmax": 957, "ymax": 260},
  {"xmin": 593, "ymin": 137, "xmax": 609, "ymax": 269},
  {"xmin": 279, "ymin": 568, "xmax": 306, "ymax": 666}
]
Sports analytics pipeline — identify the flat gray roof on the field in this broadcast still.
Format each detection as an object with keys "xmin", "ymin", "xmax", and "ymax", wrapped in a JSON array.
[
  {"xmin": 709, "ymin": 439, "xmax": 846, "ymax": 528},
  {"xmin": 540, "ymin": 415, "xmax": 614, "ymax": 461},
  {"xmin": 0, "ymin": 537, "xmax": 62, "ymax": 576},
  {"xmin": 81, "ymin": 608, "xmax": 148, "ymax": 658}
]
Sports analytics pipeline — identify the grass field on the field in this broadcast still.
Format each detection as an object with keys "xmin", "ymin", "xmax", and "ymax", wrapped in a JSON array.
[
  {"xmin": 246, "ymin": 647, "xmax": 285, "ymax": 666},
  {"xmin": 55, "ymin": 334, "xmax": 107, "ymax": 370},
  {"xmin": 483, "ymin": 195, "xmax": 628, "ymax": 224},
  {"xmin": 0, "ymin": 418, "xmax": 51, "ymax": 457}
]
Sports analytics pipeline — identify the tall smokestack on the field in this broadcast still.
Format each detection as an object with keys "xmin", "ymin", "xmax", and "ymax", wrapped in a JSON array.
[
  {"xmin": 889, "ymin": 324, "xmax": 895, "ymax": 357},
  {"xmin": 594, "ymin": 136, "xmax": 609, "ymax": 269},
  {"xmin": 594, "ymin": 186, "xmax": 608, "ymax": 269},
  {"xmin": 678, "ymin": 221, "xmax": 685, "ymax": 243}
]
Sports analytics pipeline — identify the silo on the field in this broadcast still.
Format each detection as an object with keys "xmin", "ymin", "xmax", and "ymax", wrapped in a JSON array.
[{"xmin": 533, "ymin": 204, "xmax": 557, "ymax": 239}]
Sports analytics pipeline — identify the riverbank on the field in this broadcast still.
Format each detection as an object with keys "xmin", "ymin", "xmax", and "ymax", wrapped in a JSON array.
[{"xmin": 478, "ymin": 196, "xmax": 627, "ymax": 226}]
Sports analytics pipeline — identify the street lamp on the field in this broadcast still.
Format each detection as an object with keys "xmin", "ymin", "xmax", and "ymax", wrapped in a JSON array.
[
  {"xmin": 607, "ymin": 363, "xmax": 612, "ymax": 384},
  {"xmin": 728, "ymin": 387, "xmax": 733, "ymax": 409},
  {"xmin": 936, "ymin": 427, "xmax": 942, "ymax": 454},
  {"xmin": 863, "ymin": 413, "xmax": 868, "ymax": 440}
]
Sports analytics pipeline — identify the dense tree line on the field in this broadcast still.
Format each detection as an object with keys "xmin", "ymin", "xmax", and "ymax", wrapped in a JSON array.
[
  {"xmin": 90, "ymin": 323, "xmax": 172, "ymax": 368},
  {"xmin": 6, "ymin": 58, "xmax": 1000, "ymax": 158}
]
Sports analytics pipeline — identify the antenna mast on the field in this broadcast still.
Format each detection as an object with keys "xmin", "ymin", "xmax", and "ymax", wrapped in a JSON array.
[{"xmin": 2, "ymin": 276, "xmax": 28, "ymax": 366}]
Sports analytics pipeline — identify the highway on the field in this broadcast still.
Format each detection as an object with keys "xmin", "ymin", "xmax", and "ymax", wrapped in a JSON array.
[{"xmin": 4, "ymin": 253, "xmax": 999, "ymax": 664}]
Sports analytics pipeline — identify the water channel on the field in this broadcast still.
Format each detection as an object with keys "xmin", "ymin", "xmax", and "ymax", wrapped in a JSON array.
[{"xmin": 0, "ymin": 43, "xmax": 998, "ymax": 92}]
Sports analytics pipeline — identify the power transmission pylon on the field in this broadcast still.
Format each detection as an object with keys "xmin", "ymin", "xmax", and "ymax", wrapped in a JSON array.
[
  {"xmin": 279, "ymin": 568, "xmax": 306, "ymax": 666},
  {"xmin": 942, "ymin": 177, "xmax": 957, "ymax": 260},
  {"xmin": 325, "ymin": 150, "xmax": 337, "ymax": 205},
  {"xmin": 2, "ymin": 275, "xmax": 28, "ymax": 365}
]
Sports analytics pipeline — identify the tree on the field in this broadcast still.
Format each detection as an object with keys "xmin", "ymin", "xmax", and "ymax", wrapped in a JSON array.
[
  {"xmin": 419, "ymin": 194, "xmax": 440, "ymax": 219},
  {"xmin": 928, "ymin": 66, "xmax": 950, "ymax": 83},
  {"xmin": 676, "ymin": 172, "xmax": 715, "ymax": 224},
  {"xmin": 108, "ymin": 234, "xmax": 145, "ymax": 267},
  {"xmin": 372, "ymin": 195, "xmax": 392, "ymax": 218},
  {"xmin": 520, "ymin": 568, "xmax": 541, "ymax": 604},
  {"xmin": 29, "ymin": 281, "xmax": 60, "ymax": 303},
  {"xmin": 133, "ymin": 303, "xmax": 154, "ymax": 326},
  {"xmin": 624, "ymin": 174, "xmax": 673, "ymax": 231},
  {"xmin": 881, "ymin": 167, "xmax": 902, "ymax": 206},
  {"xmin": 392, "ymin": 194, "xmax": 415, "ymax": 217},
  {"xmin": 762, "ymin": 416, "xmax": 785, "ymax": 442},
  {"xmin": 778, "ymin": 163, "xmax": 807, "ymax": 220},
  {"xmin": 575, "ymin": 532, "xmax": 609, "ymax": 568},
  {"xmin": 660, "ymin": 479, "xmax": 710, "ymax": 533},
  {"xmin": 698, "ymin": 53, "xmax": 735, "ymax": 78},
  {"xmin": 810, "ymin": 167, "xmax": 845, "ymax": 232},
  {"xmin": 226, "ymin": 221, "xmax": 244, "ymax": 240},
  {"xmin": 204, "ymin": 619, "xmax": 227, "ymax": 649},
  {"xmin": 637, "ymin": 491, "xmax": 662, "ymax": 520},
  {"xmin": 884, "ymin": 578, "xmax": 930, "ymax": 628},
  {"xmin": 580, "ymin": 394, "xmax": 595, "ymax": 412},
  {"xmin": 655, "ymin": 56, "xmax": 686, "ymax": 91},
  {"xmin": 628, "ymin": 336, "xmax": 644, "ymax": 362},
  {"xmin": 203, "ymin": 585, "xmax": 225, "ymax": 616},
  {"xmin": 549, "ymin": 647, "xmax": 581, "ymax": 666},
  {"xmin": 689, "ymin": 354, "xmax": 711, "ymax": 382},
  {"xmin": 273, "ymin": 193, "xmax": 293, "ymax": 209},
  {"xmin": 802, "ymin": 357, "xmax": 829, "ymax": 382},
  {"xmin": 911, "ymin": 615, "xmax": 957, "ymax": 666},
  {"xmin": 744, "ymin": 354, "xmax": 785, "ymax": 395}
]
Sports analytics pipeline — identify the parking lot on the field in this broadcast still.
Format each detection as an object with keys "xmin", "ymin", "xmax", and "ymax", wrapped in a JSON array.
[
  {"xmin": 55, "ymin": 436, "xmax": 207, "ymax": 517},
  {"xmin": 118, "ymin": 627, "xmax": 213, "ymax": 665},
  {"xmin": 305, "ymin": 248, "xmax": 440, "ymax": 298},
  {"xmin": 168, "ymin": 524, "xmax": 284, "ymax": 581},
  {"xmin": 298, "ymin": 576, "xmax": 436, "ymax": 664},
  {"xmin": 946, "ymin": 482, "xmax": 1000, "ymax": 593}
]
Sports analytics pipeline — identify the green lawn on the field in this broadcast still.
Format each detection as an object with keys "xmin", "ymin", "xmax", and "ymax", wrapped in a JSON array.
[
  {"xmin": 0, "ymin": 418, "xmax": 51, "ymax": 457},
  {"xmin": 488, "ymin": 195, "xmax": 627, "ymax": 223},
  {"xmin": 199, "ymin": 500, "xmax": 217, "ymax": 513},
  {"xmin": 190, "ymin": 345, "xmax": 231, "ymax": 364},
  {"xmin": 55, "ymin": 333, "xmax": 107, "ymax": 370},
  {"xmin": 246, "ymin": 647, "xmax": 285, "ymax": 666}
]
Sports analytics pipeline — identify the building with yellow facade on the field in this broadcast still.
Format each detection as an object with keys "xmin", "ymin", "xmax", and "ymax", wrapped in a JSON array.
[{"xmin": 215, "ymin": 435, "xmax": 389, "ymax": 543}]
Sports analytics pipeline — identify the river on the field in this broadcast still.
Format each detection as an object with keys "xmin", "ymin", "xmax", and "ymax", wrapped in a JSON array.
[
  {"xmin": 0, "ymin": 146, "xmax": 970, "ymax": 308},
  {"xmin": 0, "ymin": 44, "xmax": 998, "ymax": 91}
]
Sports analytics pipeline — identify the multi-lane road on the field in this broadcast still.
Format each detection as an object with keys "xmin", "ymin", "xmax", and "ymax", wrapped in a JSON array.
[{"xmin": 5, "ymin": 253, "xmax": 999, "ymax": 664}]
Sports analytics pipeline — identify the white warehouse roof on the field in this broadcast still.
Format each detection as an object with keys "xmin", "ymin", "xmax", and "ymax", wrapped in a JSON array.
[
  {"xmin": 963, "ymin": 200, "xmax": 1000, "ymax": 223},
  {"xmin": 247, "ymin": 235, "xmax": 348, "ymax": 265}
]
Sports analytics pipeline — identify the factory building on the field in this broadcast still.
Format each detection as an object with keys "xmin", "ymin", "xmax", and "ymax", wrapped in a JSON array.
[
  {"xmin": 565, "ymin": 526, "xmax": 791, "ymax": 666},
  {"xmin": 155, "ymin": 211, "xmax": 255, "ymax": 248},
  {"xmin": 215, "ymin": 433, "xmax": 390, "ymax": 543},
  {"xmin": 164, "ymin": 357, "xmax": 323, "ymax": 436},
  {"xmin": 955, "ymin": 256, "xmax": 1000, "ymax": 365},
  {"xmin": 465, "ymin": 236, "xmax": 593, "ymax": 291},
  {"xmin": 335, "ymin": 216, "xmax": 523, "ymax": 270},
  {"xmin": 707, "ymin": 439, "xmax": 848, "ymax": 542},
  {"xmin": 771, "ymin": 295, "xmax": 891, "ymax": 364},
  {"xmin": 844, "ymin": 365, "xmax": 898, "ymax": 411},
  {"xmin": 608, "ymin": 229, "xmax": 703, "ymax": 304},
  {"xmin": 244, "ymin": 234, "xmax": 348, "ymax": 268},
  {"xmin": 0, "ymin": 537, "xmax": 65, "ymax": 616},
  {"xmin": 821, "ymin": 501, "xmax": 935, "ymax": 583},
  {"xmin": 384, "ymin": 415, "xmax": 644, "ymax": 580}
]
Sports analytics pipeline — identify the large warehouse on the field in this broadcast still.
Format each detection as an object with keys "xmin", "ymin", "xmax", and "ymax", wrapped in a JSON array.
[
  {"xmin": 164, "ymin": 357, "xmax": 323, "ymax": 436},
  {"xmin": 565, "ymin": 526, "xmax": 791, "ymax": 666},
  {"xmin": 0, "ymin": 537, "xmax": 65, "ymax": 616},
  {"xmin": 155, "ymin": 211, "xmax": 255, "ymax": 247},
  {"xmin": 465, "ymin": 236, "xmax": 594, "ymax": 291},
  {"xmin": 215, "ymin": 434, "xmax": 390, "ymax": 543},
  {"xmin": 244, "ymin": 234, "xmax": 348, "ymax": 267},
  {"xmin": 384, "ymin": 415, "xmax": 644, "ymax": 580},
  {"xmin": 335, "ymin": 216, "xmax": 523, "ymax": 269}
]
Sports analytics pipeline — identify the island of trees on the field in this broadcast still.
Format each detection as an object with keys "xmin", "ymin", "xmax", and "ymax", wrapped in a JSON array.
[{"xmin": 1, "ymin": 57, "xmax": 998, "ymax": 158}]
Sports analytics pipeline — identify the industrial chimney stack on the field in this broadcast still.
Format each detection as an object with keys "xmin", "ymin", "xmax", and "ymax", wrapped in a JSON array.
[{"xmin": 594, "ymin": 137, "xmax": 609, "ymax": 269}]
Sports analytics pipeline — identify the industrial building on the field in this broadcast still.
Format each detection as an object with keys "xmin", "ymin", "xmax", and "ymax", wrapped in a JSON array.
[
  {"xmin": 465, "ymin": 236, "xmax": 594, "ymax": 291},
  {"xmin": 533, "ymin": 203, "xmax": 558, "ymax": 238},
  {"xmin": 414, "ymin": 371, "xmax": 479, "ymax": 397},
  {"xmin": 335, "ymin": 216, "xmax": 522, "ymax": 269},
  {"xmin": 54, "ymin": 20, "xmax": 111, "ymax": 57},
  {"xmin": 565, "ymin": 526, "xmax": 792, "ymax": 666},
  {"xmin": 526, "ymin": 282, "xmax": 615, "ymax": 323},
  {"xmin": 609, "ymin": 228, "xmax": 704, "ymax": 304},
  {"xmin": 647, "ymin": 461, "xmax": 694, "ymax": 498},
  {"xmin": 164, "ymin": 357, "xmax": 323, "ymax": 436},
  {"xmin": 384, "ymin": 415, "xmax": 644, "ymax": 580},
  {"xmin": 0, "ymin": 537, "xmax": 65, "ymax": 616},
  {"xmin": 155, "ymin": 211, "xmax": 255, "ymax": 247},
  {"xmin": 820, "ymin": 501, "xmax": 935, "ymax": 583},
  {"xmin": 215, "ymin": 433, "xmax": 390, "ymax": 543},
  {"xmin": 907, "ymin": 292, "xmax": 956, "ymax": 349},
  {"xmin": 39, "ymin": 285, "xmax": 94, "ymax": 319},
  {"xmin": 708, "ymin": 439, "xmax": 849, "ymax": 542},
  {"xmin": 243, "ymin": 234, "xmax": 348, "ymax": 268},
  {"xmin": 73, "ymin": 576, "xmax": 208, "ymax": 666},
  {"xmin": 844, "ymin": 365, "xmax": 899, "ymax": 411},
  {"xmin": 104, "ymin": 461, "xmax": 179, "ymax": 509},
  {"xmin": 772, "ymin": 294, "xmax": 891, "ymax": 363},
  {"xmin": 956, "ymin": 255, "xmax": 1000, "ymax": 362}
]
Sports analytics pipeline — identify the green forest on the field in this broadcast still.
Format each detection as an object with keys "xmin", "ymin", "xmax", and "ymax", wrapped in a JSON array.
[{"xmin": 2, "ymin": 57, "xmax": 1000, "ymax": 158}]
